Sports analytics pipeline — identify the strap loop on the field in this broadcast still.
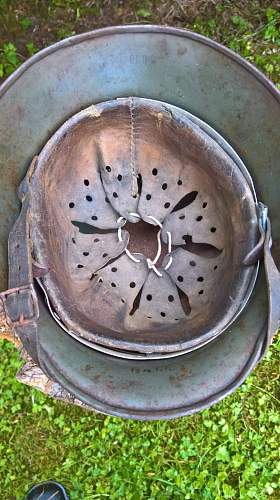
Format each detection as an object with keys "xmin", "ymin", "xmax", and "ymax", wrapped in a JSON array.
[{"xmin": 0, "ymin": 284, "xmax": 39, "ymax": 327}]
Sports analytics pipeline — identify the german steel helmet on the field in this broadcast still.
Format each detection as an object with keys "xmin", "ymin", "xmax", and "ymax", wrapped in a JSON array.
[{"xmin": 0, "ymin": 26, "xmax": 279, "ymax": 419}]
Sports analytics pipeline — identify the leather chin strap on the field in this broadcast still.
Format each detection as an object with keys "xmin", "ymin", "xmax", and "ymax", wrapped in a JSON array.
[
  {"xmin": 0, "ymin": 164, "xmax": 40, "ymax": 363},
  {"xmin": 242, "ymin": 202, "xmax": 280, "ymax": 351},
  {"xmin": 263, "ymin": 218, "xmax": 280, "ymax": 352},
  {"xmin": 0, "ymin": 168, "xmax": 279, "ymax": 363}
]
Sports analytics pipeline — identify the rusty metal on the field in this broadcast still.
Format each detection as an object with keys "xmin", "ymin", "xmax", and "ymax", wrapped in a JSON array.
[{"xmin": 0, "ymin": 26, "xmax": 279, "ymax": 419}]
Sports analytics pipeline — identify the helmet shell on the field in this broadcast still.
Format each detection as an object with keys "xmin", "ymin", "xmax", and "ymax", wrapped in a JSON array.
[{"xmin": 0, "ymin": 26, "xmax": 279, "ymax": 419}]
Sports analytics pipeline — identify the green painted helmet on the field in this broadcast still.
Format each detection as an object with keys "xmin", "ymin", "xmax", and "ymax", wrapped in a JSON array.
[{"xmin": 0, "ymin": 26, "xmax": 279, "ymax": 419}]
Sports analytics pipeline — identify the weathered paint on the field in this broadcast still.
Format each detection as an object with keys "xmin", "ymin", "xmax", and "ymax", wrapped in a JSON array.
[{"xmin": 0, "ymin": 26, "xmax": 279, "ymax": 419}]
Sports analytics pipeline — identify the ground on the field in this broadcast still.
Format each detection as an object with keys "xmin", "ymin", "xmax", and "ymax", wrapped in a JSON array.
[{"xmin": 0, "ymin": 1, "xmax": 279, "ymax": 499}]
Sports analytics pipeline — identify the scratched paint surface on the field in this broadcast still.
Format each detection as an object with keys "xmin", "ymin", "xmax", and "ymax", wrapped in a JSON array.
[{"xmin": 0, "ymin": 27, "xmax": 279, "ymax": 418}]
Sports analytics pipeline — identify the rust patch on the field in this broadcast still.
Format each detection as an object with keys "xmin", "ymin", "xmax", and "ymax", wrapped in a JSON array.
[
  {"xmin": 180, "ymin": 366, "xmax": 192, "ymax": 376},
  {"xmin": 177, "ymin": 46, "xmax": 188, "ymax": 56},
  {"xmin": 158, "ymin": 37, "xmax": 169, "ymax": 56}
]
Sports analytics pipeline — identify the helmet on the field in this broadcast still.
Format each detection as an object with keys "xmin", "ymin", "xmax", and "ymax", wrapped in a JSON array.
[
  {"xmin": 29, "ymin": 96, "xmax": 260, "ymax": 358},
  {"xmin": 0, "ymin": 26, "xmax": 279, "ymax": 419}
]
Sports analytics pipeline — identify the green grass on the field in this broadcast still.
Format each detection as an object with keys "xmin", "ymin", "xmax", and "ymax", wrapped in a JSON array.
[
  {"xmin": 0, "ymin": 1, "xmax": 279, "ymax": 499},
  {"xmin": 0, "ymin": 339, "xmax": 279, "ymax": 499}
]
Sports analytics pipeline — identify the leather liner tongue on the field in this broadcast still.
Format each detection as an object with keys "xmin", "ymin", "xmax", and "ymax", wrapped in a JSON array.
[
  {"xmin": 162, "ymin": 247, "xmax": 226, "ymax": 318},
  {"xmin": 68, "ymin": 229, "xmax": 129, "ymax": 281},
  {"xmin": 161, "ymin": 191, "xmax": 226, "ymax": 248}
]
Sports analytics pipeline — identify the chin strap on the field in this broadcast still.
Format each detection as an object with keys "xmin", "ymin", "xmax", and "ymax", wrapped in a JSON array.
[
  {"xmin": 244, "ymin": 202, "xmax": 280, "ymax": 352},
  {"xmin": 0, "ymin": 158, "xmax": 40, "ymax": 362},
  {"xmin": 263, "ymin": 217, "xmax": 280, "ymax": 351}
]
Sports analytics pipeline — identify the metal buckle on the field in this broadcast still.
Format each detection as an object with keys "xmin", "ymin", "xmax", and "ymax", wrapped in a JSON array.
[{"xmin": 0, "ymin": 283, "xmax": 39, "ymax": 327}]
